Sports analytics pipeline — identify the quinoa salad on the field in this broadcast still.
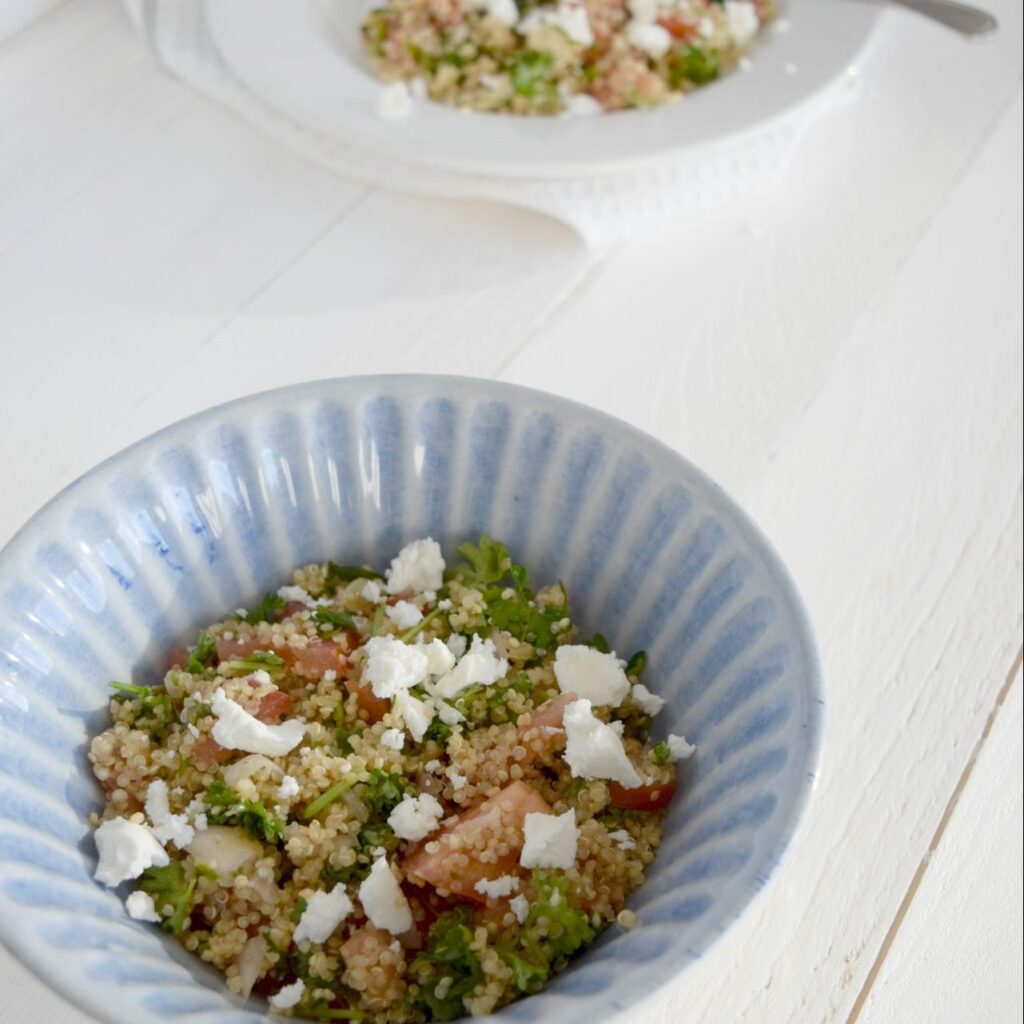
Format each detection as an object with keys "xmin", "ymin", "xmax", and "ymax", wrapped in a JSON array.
[
  {"xmin": 89, "ymin": 536, "xmax": 694, "ymax": 1021},
  {"xmin": 362, "ymin": 0, "xmax": 777, "ymax": 118}
]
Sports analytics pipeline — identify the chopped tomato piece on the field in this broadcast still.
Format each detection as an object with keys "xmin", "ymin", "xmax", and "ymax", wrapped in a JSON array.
[
  {"xmin": 340, "ymin": 926, "xmax": 402, "ymax": 1010},
  {"xmin": 280, "ymin": 600, "xmax": 308, "ymax": 618},
  {"xmin": 215, "ymin": 636, "xmax": 345, "ymax": 684},
  {"xmin": 345, "ymin": 677, "xmax": 391, "ymax": 724},
  {"xmin": 523, "ymin": 691, "xmax": 576, "ymax": 732},
  {"xmin": 255, "ymin": 690, "xmax": 292, "ymax": 723},
  {"xmin": 609, "ymin": 776, "xmax": 677, "ymax": 812},
  {"xmin": 215, "ymin": 636, "xmax": 269, "ymax": 662},
  {"xmin": 292, "ymin": 639, "xmax": 346, "ymax": 680},
  {"xmin": 167, "ymin": 647, "xmax": 190, "ymax": 670},
  {"xmin": 191, "ymin": 733, "xmax": 231, "ymax": 770},
  {"xmin": 250, "ymin": 973, "xmax": 280, "ymax": 999},
  {"xmin": 404, "ymin": 781, "xmax": 550, "ymax": 902},
  {"xmin": 657, "ymin": 17, "xmax": 697, "ymax": 40}
]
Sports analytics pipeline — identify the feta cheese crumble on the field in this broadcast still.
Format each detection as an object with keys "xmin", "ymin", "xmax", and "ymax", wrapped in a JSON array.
[
  {"xmin": 554, "ymin": 645, "xmax": 630, "ymax": 707},
  {"xmin": 561, "ymin": 93, "xmax": 603, "ymax": 117},
  {"xmin": 606, "ymin": 829, "xmax": 637, "ymax": 852},
  {"xmin": 474, "ymin": 874, "xmax": 521, "ymax": 899},
  {"xmin": 562, "ymin": 698, "xmax": 642, "ymax": 788},
  {"xmin": 385, "ymin": 538, "xmax": 445, "ymax": 594},
  {"xmin": 269, "ymin": 979, "xmax": 305, "ymax": 1010},
  {"xmin": 359, "ymin": 857, "xmax": 413, "ymax": 934},
  {"xmin": 446, "ymin": 634, "xmax": 468, "ymax": 660},
  {"xmin": 435, "ymin": 699, "xmax": 465, "ymax": 726},
  {"xmin": 361, "ymin": 579, "xmax": 383, "ymax": 603},
  {"xmin": 145, "ymin": 779, "xmax": 195, "ymax": 849},
  {"xmin": 386, "ymin": 600, "xmax": 423, "ymax": 630},
  {"xmin": 277, "ymin": 584, "xmax": 314, "ymax": 606},
  {"xmin": 510, "ymin": 893, "xmax": 530, "ymax": 923},
  {"xmin": 519, "ymin": 2, "xmax": 594, "ymax": 47},
  {"xmin": 419, "ymin": 637, "xmax": 456, "ymax": 677},
  {"xmin": 292, "ymin": 886, "xmax": 354, "ymax": 944},
  {"xmin": 362, "ymin": 635, "xmax": 430, "ymax": 697},
  {"xmin": 626, "ymin": 20, "xmax": 672, "ymax": 59},
  {"xmin": 630, "ymin": 683, "xmax": 665, "ymax": 716},
  {"xmin": 93, "ymin": 818, "xmax": 170, "ymax": 887},
  {"xmin": 388, "ymin": 792, "xmax": 445, "ymax": 842},
  {"xmin": 276, "ymin": 774, "xmax": 300, "ymax": 801},
  {"xmin": 724, "ymin": 0, "xmax": 760, "ymax": 46},
  {"xmin": 666, "ymin": 734, "xmax": 696, "ymax": 761},
  {"xmin": 434, "ymin": 634, "xmax": 509, "ymax": 699},
  {"xmin": 393, "ymin": 689, "xmax": 435, "ymax": 741},
  {"xmin": 520, "ymin": 808, "xmax": 578, "ymax": 870},
  {"xmin": 380, "ymin": 727, "xmax": 406, "ymax": 751},
  {"xmin": 125, "ymin": 890, "xmax": 161, "ymax": 922},
  {"xmin": 210, "ymin": 688, "xmax": 306, "ymax": 756}
]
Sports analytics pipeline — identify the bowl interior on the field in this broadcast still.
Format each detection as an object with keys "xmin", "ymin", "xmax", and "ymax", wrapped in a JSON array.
[{"xmin": 0, "ymin": 376, "xmax": 820, "ymax": 1024}]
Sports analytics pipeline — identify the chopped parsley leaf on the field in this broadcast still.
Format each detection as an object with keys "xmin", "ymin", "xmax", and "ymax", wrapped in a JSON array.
[
  {"xmin": 303, "ymin": 777, "xmax": 358, "ymax": 820},
  {"xmin": 362, "ymin": 769, "xmax": 409, "ymax": 817},
  {"xmin": 324, "ymin": 561, "xmax": 381, "ymax": 589},
  {"xmin": 312, "ymin": 607, "xmax": 358, "ymax": 633},
  {"xmin": 626, "ymin": 650, "xmax": 647, "ymax": 677},
  {"xmin": 241, "ymin": 592, "xmax": 284, "ymax": 625},
  {"xmin": 650, "ymin": 741, "xmax": 671, "ymax": 766},
  {"xmin": 217, "ymin": 650, "xmax": 285, "ymax": 677},
  {"xmin": 139, "ymin": 861, "xmax": 196, "ymax": 935},
  {"xmin": 204, "ymin": 779, "xmax": 284, "ymax": 844},
  {"xmin": 186, "ymin": 631, "xmax": 218, "ymax": 675},
  {"xmin": 108, "ymin": 681, "xmax": 173, "ymax": 739},
  {"xmin": 410, "ymin": 908, "xmax": 483, "ymax": 1021}
]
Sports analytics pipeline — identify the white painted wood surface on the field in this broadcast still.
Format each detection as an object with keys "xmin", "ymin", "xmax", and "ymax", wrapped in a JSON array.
[{"xmin": 0, "ymin": 2, "xmax": 1020, "ymax": 1023}]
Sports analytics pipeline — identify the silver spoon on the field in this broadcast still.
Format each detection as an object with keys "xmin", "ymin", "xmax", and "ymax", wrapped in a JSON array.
[{"xmin": 888, "ymin": 0, "xmax": 998, "ymax": 38}]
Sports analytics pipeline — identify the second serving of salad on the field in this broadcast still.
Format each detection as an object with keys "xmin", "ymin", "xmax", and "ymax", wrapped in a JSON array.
[{"xmin": 362, "ymin": 0, "xmax": 777, "ymax": 116}]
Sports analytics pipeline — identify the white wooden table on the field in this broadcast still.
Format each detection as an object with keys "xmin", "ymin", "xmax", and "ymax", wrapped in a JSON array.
[{"xmin": 1, "ymin": 1, "xmax": 1021, "ymax": 1021}]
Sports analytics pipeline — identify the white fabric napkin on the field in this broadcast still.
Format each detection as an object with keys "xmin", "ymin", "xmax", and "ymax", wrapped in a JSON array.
[{"xmin": 122, "ymin": 0, "xmax": 855, "ymax": 247}]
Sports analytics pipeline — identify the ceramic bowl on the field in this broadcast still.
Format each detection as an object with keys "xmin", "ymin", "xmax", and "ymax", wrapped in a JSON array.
[{"xmin": 0, "ymin": 376, "xmax": 821, "ymax": 1024}]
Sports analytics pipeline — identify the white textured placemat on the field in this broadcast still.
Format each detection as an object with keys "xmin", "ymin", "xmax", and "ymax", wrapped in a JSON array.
[{"xmin": 122, "ymin": 0, "xmax": 862, "ymax": 247}]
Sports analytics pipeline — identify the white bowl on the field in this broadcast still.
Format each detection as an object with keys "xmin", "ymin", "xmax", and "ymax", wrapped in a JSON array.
[
  {"xmin": 204, "ymin": 0, "xmax": 879, "ymax": 178},
  {"xmin": 0, "ymin": 376, "xmax": 821, "ymax": 1023}
]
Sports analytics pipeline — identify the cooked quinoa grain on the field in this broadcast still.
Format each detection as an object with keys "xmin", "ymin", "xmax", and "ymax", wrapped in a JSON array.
[
  {"xmin": 361, "ymin": 0, "xmax": 775, "ymax": 115},
  {"xmin": 89, "ymin": 536, "xmax": 691, "ymax": 1021}
]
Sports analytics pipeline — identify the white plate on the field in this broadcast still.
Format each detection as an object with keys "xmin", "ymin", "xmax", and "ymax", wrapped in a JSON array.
[{"xmin": 206, "ymin": 0, "xmax": 879, "ymax": 178}]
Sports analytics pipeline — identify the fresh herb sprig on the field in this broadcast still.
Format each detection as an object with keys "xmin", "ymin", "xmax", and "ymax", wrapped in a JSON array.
[
  {"xmin": 186, "ymin": 631, "xmax": 218, "ymax": 675},
  {"xmin": 453, "ymin": 536, "xmax": 569, "ymax": 655},
  {"xmin": 496, "ymin": 870, "xmax": 595, "ymax": 994},
  {"xmin": 140, "ymin": 861, "xmax": 196, "ymax": 935},
  {"xmin": 409, "ymin": 908, "xmax": 484, "ymax": 1022},
  {"xmin": 217, "ymin": 650, "xmax": 286, "ymax": 677},
  {"xmin": 325, "ymin": 562, "xmax": 382, "ymax": 590},
  {"xmin": 108, "ymin": 681, "xmax": 174, "ymax": 738},
  {"xmin": 204, "ymin": 779, "xmax": 284, "ymax": 844},
  {"xmin": 240, "ymin": 593, "xmax": 284, "ymax": 625}
]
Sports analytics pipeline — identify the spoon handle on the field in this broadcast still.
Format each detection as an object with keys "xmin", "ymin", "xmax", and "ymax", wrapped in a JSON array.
[{"xmin": 889, "ymin": 0, "xmax": 998, "ymax": 37}]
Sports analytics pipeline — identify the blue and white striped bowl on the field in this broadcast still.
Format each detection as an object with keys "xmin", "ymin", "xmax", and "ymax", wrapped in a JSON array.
[{"xmin": 0, "ymin": 376, "xmax": 821, "ymax": 1024}]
